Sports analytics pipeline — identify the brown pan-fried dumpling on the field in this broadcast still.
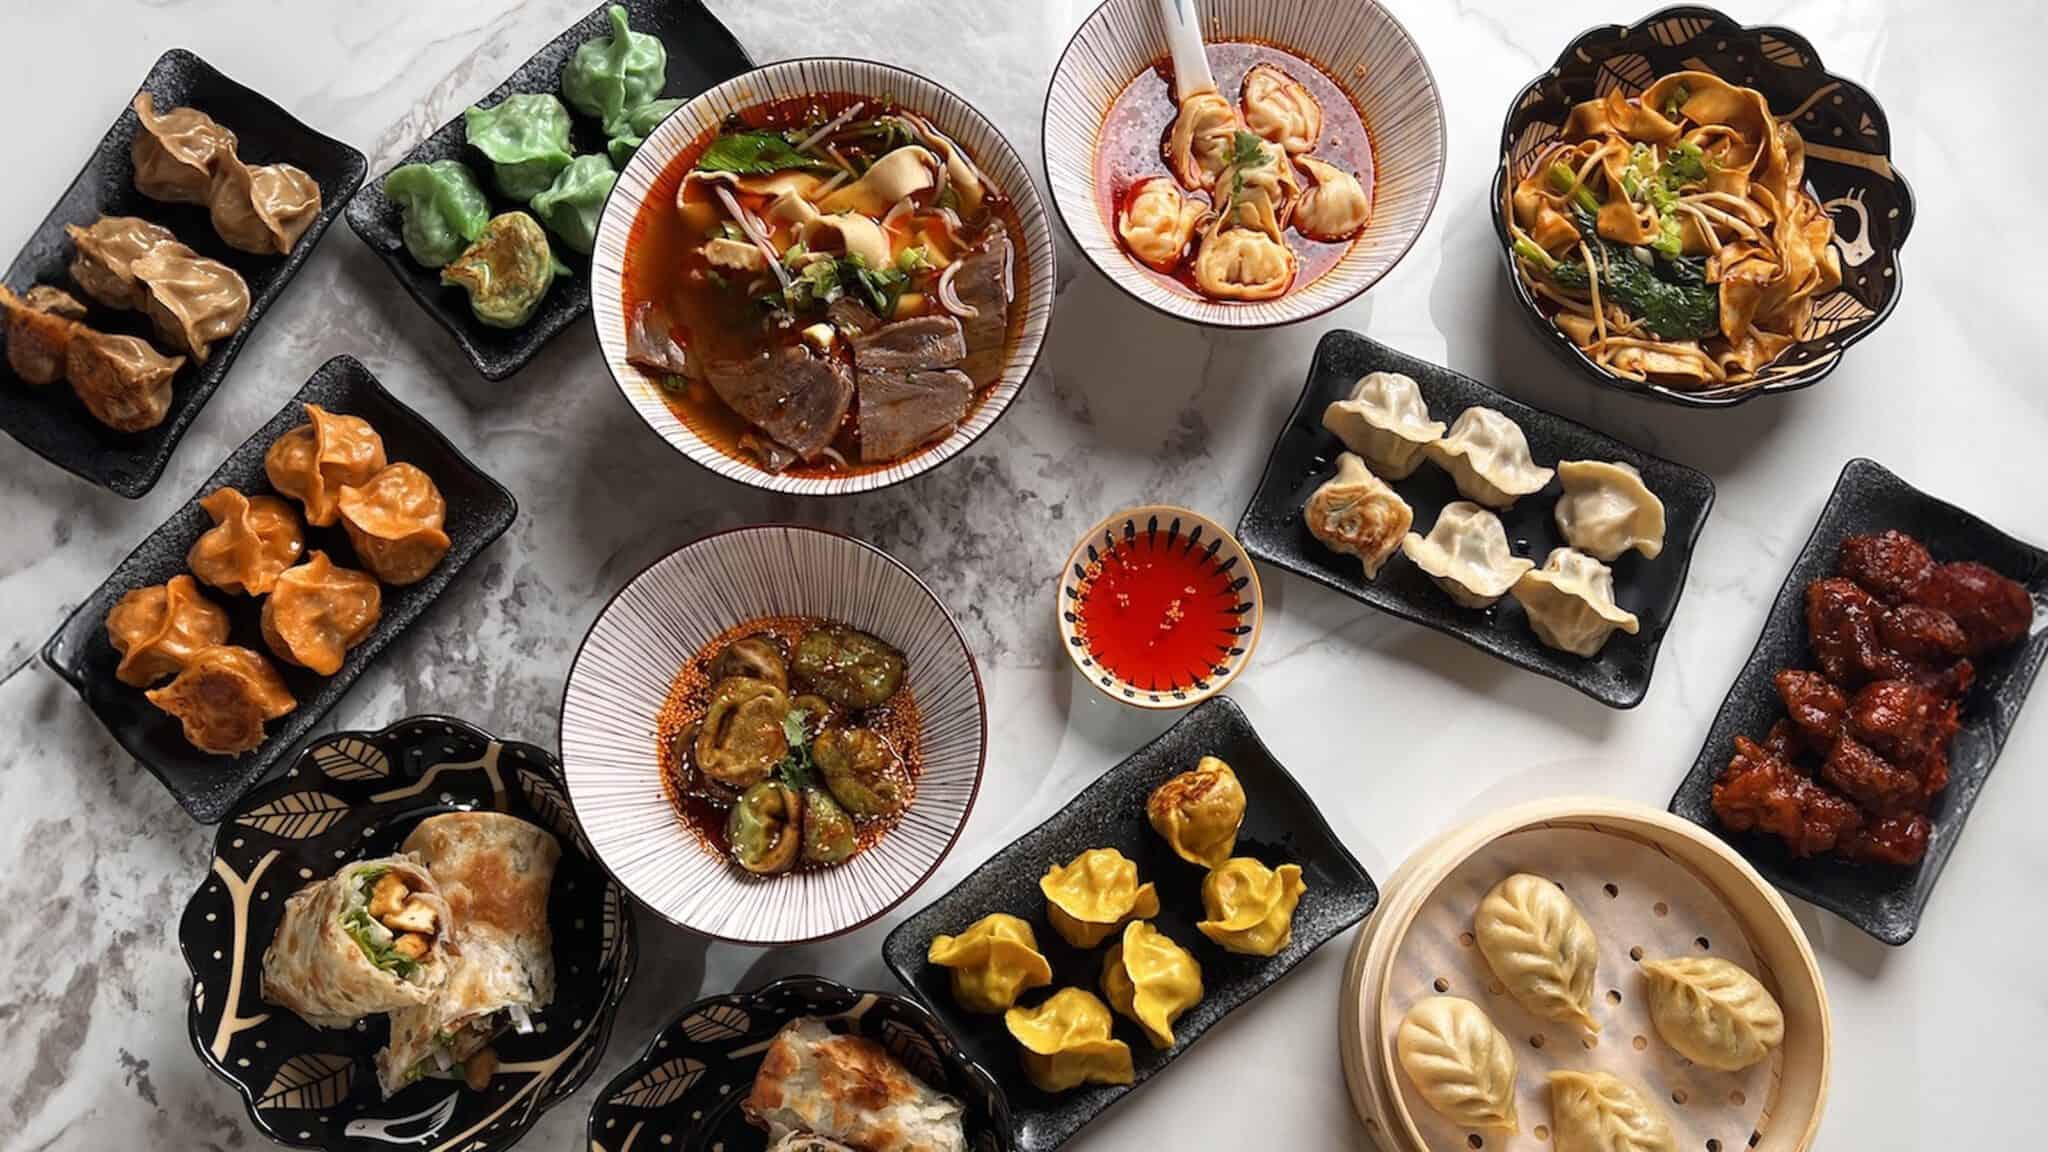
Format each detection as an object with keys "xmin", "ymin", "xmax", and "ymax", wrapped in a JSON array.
[
  {"xmin": 146, "ymin": 645, "xmax": 296, "ymax": 755},
  {"xmin": 0, "ymin": 284, "xmax": 87, "ymax": 385},
  {"xmin": 133, "ymin": 243, "xmax": 250, "ymax": 362},
  {"xmin": 264, "ymin": 404, "xmax": 387, "ymax": 525},
  {"xmin": 209, "ymin": 150, "xmax": 321, "ymax": 255},
  {"xmin": 337, "ymin": 463, "xmax": 450, "ymax": 586},
  {"xmin": 132, "ymin": 93, "xmax": 237, "ymax": 204},
  {"xmin": 66, "ymin": 216, "xmax": 178, "ymax": 311},
  {"xmin": 105, "ymin": 574, "xmax": 230, "ymax": 687},
  {"xmin": 187, "ymin": 487, "xmax": 306, "ymax": 596},
  {"xmin": 261, "ymin": 551, "xmax": 382, "ymax": 675},
  {"xmin": 65, "ymin": 328, "xmax": 183, "ymax": 432}
]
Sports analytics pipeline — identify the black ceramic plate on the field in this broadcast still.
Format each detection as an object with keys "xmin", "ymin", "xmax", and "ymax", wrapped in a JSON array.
[
  {"xmin": 179, "ymin": 715, "xmax": 637, "ymax": 1152},
  {"xmin": 588, "ymin": 975, "xmax": 1014, "ymax": 1152},
  {"xmin": 40, "ymin": 355, "xmax": 517, "ymax": 822},
  {"xmin": 344, "ymin": 0, "xmax": 751, "ymax": 381},
  {"xmin": 1237, "ymin": 330, "xmax": 1714, "ymax": 709},
  {"xmin": 1669, "ymin": 458, "xmax": 2048, "ymax": 945},
  {"xmin": 882, "ymin": 695, "xmax": 1377, "ymax": 1152},
  {"xmin": 1, "ymin": 48, "xmax": 366, "ymax": 496},
  {"xmin": 1491, "ymin": 5, "xmax": 1914, "ymax": 406}
]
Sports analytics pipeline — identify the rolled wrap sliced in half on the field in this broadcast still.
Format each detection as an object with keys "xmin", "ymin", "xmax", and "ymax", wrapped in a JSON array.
[
  {"xmin": 261, "ymin": 856, "xmax": 454, "ymax": 1028},
  {"xmin": 375, "ymin": 812, "xmax": 560, "ymax": 1097}
]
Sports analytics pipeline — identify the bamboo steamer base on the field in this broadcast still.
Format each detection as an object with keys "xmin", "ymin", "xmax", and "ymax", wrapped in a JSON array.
[{"xmin": 1338, "ymin": 797, "xmax": 1830, "ymax": 1152}]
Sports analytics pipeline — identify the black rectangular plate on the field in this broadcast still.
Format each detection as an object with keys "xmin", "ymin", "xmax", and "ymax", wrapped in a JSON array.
[
  {"xmin": 40, "ymin": 355, "xmax": 518, "ymax": 823},
  {"xmin": 1669, "ymin": 458, "xmax": 2048, "ymax": 945},
  {"xmin": 882, "ymin": 696, "xmax": 1378, "ymax": 1152},
  {"xmin": 1, "ymin": 48, "xmax": 366, "ymax": 497},
  {"xmin": 343, "ymin": 0, "xmax": 752, "ymax": 381},
  {"xmin": 1237, "ymin": 330, "xmax": 1716, "ymax": 709}
]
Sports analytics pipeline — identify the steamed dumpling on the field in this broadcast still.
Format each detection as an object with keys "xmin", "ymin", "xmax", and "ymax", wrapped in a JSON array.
[
  {"xmin": 382, "ymin": 159, "xmax": 492, "ymax": 268},
  {"xmin": 1192, "ymin": 226, "xmax": 1296, "ymax": 301},
  {"xmin": 1305, "ymin": 452, "xmax": 1412, "ymax": 579},
  {"xmin": 1239, "ymin": 63, "xmax": 1322, "ymax": 154},
  {"xmin": 560, "ymin": 3, "xmax": 668, "ymax": 136},
  {"xmin": 65, "ymin": 328, "xmax": 182, "ymax": 432},
  {"xmin": 1473, "ymin": 873, "xmax": 1599, "ymax": 1033},
  {"xmin": 131, "ymin": 93, "xmax": 236, "ymax": 204},
  {"xmin": 1004, "ymin": 988, "xmax": 1134, "ymax": 1093},
  {"xmin": 338, "ymin": 463, "xmax": 452, "ymax": 586},
  {"xmin": 1396, "ymin": 996, "xmax": 1519, "ymax": 1132},
  {"xmin": 208, "ymin": 150, "xmax": 322, "ymax": 256},
  {"xmin": 261, "ymin": 551, "xmax": 383, "ymax": 676},
  {"xmin": 1427, "ymin": 407, "xmax": 1553, "ymax": 509},
  {"xmin": 187, "ymin": 487, "xmax": 306, "ymax": 596},
  {"xmin": 1554, "ymin": 460, "xmax": 1666, "ymax": 561},
  {"xmin": 1100, "ymin": 921, "xmax": 1203, "ymax": 1049},
  {"xmin": 1293, "ymin": 156, "xmax": 1369, "ymax": 242},
  {"xmin": 1546, "ymin": 1071, "xmax": 1677, "ymax": 1152},
  {"xmin": 926, "ymin": 913, "xmax": 1053, "ymax": 1014},
  {"xmin": 0, "ymin": 285, "xmax": 86, "ymax": 386},
  {"xmin": 1146, "ymin": 755, "xmax": 1245, "ymax": 869},
  {"xmin": 530, "ymin": 153, "xmax": 618, "ymax": 256},
  {"xmin": 1165, "ymin": 91, "xmax": 1238, "ymax": 191},
  {"xmin": 1040, "ymin": 848, "xmax": 1159, "ymax": 949},
  {"xmin": 264, "ymin": 403, "xmax": 387, "ymax": 526},
  {"xmin": 1321, "ymin": 371, "xmax": 1443, "ymax": 479},
  {"xmin": 1640, "ymin": 955, "xmax": 1784, "ymax": 1071},
  {"xmin": 1400, "ymin": 502, "xmax": 1534, "ymax": 609},
  {"xmin": 132, "ymin": 242, "xmax": 251, "ymax": 362},
  {"xmin": 145, "ymin": 645, "xmax": 297, "ymax": 755},
  {"xmin": 105, "ymin": 574, "xmax": 230, "ymax": 687},
  {"xmin": 1196, "ymin": 857, "xmax": 1305, "ymax": 956},
  {"xmin": 65, "ymin": 216, "xmax": 178, "ymax": 311},
  {"xmin": 1117, "ymin": 176, "xmax": 1207, "ymax": 273},
  {"xmin": 465, "ymin": 94, "xmax": 576, "ymax": 201},
  {"xmin": 1511, "ymin": 548, "xmax": 1640, "ymax": 657}
]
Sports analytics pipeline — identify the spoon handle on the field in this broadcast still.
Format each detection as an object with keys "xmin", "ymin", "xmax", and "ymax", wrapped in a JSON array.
[{"xmin": 1157, "ymin": 0, "xmax": 1217, "ymax": 101}]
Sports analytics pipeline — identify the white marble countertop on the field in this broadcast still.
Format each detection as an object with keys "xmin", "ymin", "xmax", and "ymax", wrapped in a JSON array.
[{"xmin": 2, "ymin": 1, "xmax": 2042, "ymax": 1149}]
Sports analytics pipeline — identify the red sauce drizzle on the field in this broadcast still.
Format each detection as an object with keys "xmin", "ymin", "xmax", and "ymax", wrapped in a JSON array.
[{"xmin": 1073, "ymin": 528, "xmax": 1243, "ymax": 692}]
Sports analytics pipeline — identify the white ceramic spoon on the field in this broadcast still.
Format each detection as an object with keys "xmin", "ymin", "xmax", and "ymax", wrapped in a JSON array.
[{"xmin": 1157, "ymin": 0, "xmax": 1217, "ymax": 100}]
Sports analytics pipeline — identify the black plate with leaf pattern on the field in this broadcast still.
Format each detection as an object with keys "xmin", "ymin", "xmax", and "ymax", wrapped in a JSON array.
[{"xmin": 179, "ymin": 715, "xmax": 638, "ymax": 1152}]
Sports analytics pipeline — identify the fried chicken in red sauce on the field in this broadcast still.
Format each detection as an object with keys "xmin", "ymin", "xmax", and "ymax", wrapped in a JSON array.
[
  {"xmin": 1847, "ymin": 679, "xmax": 1957, "ymax": 774},
  {"xmin": 1805, "ymin": 578, "xmax": 1913, "ymax": 686},
  {"xmin": 1712, "ymin": 736, "xmax": 1863, "ymax": 858},
  {"xmin": 1820, "ymin": 733, "xmax": 1925, "ymax": 815},
  {"xmin": 1839, "ymin": 813, "xmax": 1932, "ymax": 867},
  {"xmin": 1878, "ymin": 603, "xmax": 1969, "ymax": 665},
  {"xmin": 1836, "ymin": 530, "xmax": 1933, "ymax": 605},
  {"xmin": 1761, "ymin": 719, "xmax": 1803, "ymax": 762},
  {"xmin": 1774, "ymin": 669, "xmax": 1846, "ymax": 752},
  {"xmin": 1908, "ymin": 561, "xmax": 2034, "ymax": 655}
]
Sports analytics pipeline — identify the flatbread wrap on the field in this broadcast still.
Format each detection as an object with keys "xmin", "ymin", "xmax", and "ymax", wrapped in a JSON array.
[{"xmin": 261, "ymin": 855, "xmax": 453, "ymax": 1028}]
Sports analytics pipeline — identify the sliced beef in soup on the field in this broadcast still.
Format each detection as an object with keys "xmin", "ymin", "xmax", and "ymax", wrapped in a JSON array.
[
  {"xmin": 951, "ymin": 233, "xmax": 1013, "ymax": 387},
  {"xmin": 705, "ymin": 345, "xmax": 854, "ymax": 463},
  {"xmin": 626, "ymin": 300, "xmax": 690, "ymax": 377},
  {"xmin": 825, "ymin": 298, "xmax": 884, "ymax": 338},
  {"xmin": 850, "ymin": 315, "xmax": 967, "ymax": 371},
  {"xmin": 858, "ymin": 368, "xmax": 972, "ymax": 462}
]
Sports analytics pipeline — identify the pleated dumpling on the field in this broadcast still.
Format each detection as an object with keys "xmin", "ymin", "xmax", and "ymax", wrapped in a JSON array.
[
  {"xmin": 1474, "ymin": 873, "xmax": 1599, "ymax": 1033},
  {"xmin": 337, "ymin": 463, "xmax": 452, "ymax": 586},
  {"xmin": 145, "ymin": 645, "xmax": 297, "ymax": 755},
  {"xmin": 1426, "ymin": 407, "xmax": 1554, "ymax": 509},
  {"xmin": 1192, "ymin": 226, "xmax": 1297, "ymax": 302},
  {"xmin": 1400, "ymin": 502, "xmax": 1534, "ymax": 609},
  {"xmin": 927, "ymin": 913, "xmax": 1053, "ymax": 1014},
  {"xmin": 187, "ymin": 487, "xmax": 306, "ymax": 596},
  {"xmin": 1396, "ymin": 996, "xmax": 1519, "ymax": 1132},
  {"xmin": 208, "ymin": 149, "xmax": 322, "ymax": 255},
  {"xmin": 1293, "ymin": 156, "xmax": 1370, "ymax": 242},
  {"xmin": 105, "ymin": 574, "xmax": 230, "ymax": 687},
  {"xmin": 1004, "ymin": 988, "xmax": 1134, "ymax": 1093},
  {"xmin": 65, "ymin": 216, "xmax": 178, "ymax": 311},
  {"xmin": 264, "ymin": 403, "xmax": 387, "ymax": 526},
  {"xmin": 1239, "ymin": 63, "xmax": 1322, "ymax": 154},
  {"xmin": 1196, "ymin": 857, "xmax": 1306, "ymax": 956},
  {"xmin": 1165, "ymin": 91, "xmax": 1237, "ymax": 191},
  {"xmin": 65, "ymin": 328, "xmax": 182, "ymax": 432},
  {"xmin": 1511, "ymin": 548, "xmax": 1640, "ymax": 658},
  {"xmin": 1117, "ymin": 176, "xmax": 1207, "ymax": 273},
  {"xmin": 1040, "ymin": 848, "xmax": 1159, "ymax": 949},
  {"xmin": 132, "ymin": 242, "xmax": 250, "ymax": 362},
  {"xmin": 1305, "ymin": 452, "xmax": 1413, "ymax": 579},
  {"xmin": 1640, "ymin": 955, "xmax": 1784, "ymax": 1071},
  {"xmin": 1546, "ymin": 1071, "xmax": 1677, "ymax": 1152},
  {"xmin": 1554, "ymin": 460, "xmax": 1666, "ymax": 561},
  {"xmin": 1322, "ymin": 371, "xmax": 1444, "ymax": 480},
  {"xmin": 261, "ymin": 551, "xmax": 383, "ymax": 676},
  {"xmin": 0, "ymin": 284, "xmax": 86, "ymax": 386},
  {"xmin": 1146, "ymin": 755, "xmax": 1245, "ymax": 869},
  {"xmin": 1100, "ymin": 921, "xmax": 1203, "ymax": 1049},
  {"xmin": 131, "ymin": 93, "xmax": 236, "ymax": 204}
]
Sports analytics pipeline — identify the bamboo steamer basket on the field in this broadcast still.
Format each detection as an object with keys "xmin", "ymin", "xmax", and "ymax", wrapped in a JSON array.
[{"xmin": 1339, "ymin": 797, "xmax": 1829, "ymax": 1152}]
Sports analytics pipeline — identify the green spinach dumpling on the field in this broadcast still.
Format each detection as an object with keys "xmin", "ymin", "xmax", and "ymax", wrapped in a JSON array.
[
  {"xmin": 440, "ymin": 212, "xmax": 561, "ymax": 329},
  {"xmin": 561, "ymin": 5, "xmax": 667, "ymax": 135},
  {"xmin": 605, "ymin": 98, "xmax": 684, "ymax": 166},
  {"xmin": 530, "ymin": 154, "xmax": 617, "ymax": 255},
  {"xmin": 464, "ymin": 93, "xmax": 575, "ymax": 200},
  {"xmin": 383, "ymin": 160, "xmax": 490, "ymax": 268}
]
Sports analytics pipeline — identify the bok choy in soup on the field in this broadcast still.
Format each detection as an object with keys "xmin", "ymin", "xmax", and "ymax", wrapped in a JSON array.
[{"xmin": 622, "ymin": 96, "xmax": 1025, "ymax": 476}]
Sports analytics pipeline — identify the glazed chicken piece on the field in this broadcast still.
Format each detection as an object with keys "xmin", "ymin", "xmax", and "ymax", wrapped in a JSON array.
[
  {"xmin": 1820, "ymin": 734, "xmax": 1924, "ymax": 816},
  {"xmin": 1839, "ymin": 813, "xmax": 1933, "ymax": 867},
  {"xmin": 1908, "ymin": 561, "xmax": 2034, "ymax": 655},
  {"xmin": 1774, "ymin": 669, "xmax": 1847, "ymax": 752},
  {"xmin": 1712, "ymin": 736, "xmax": 1864, "ymax": 858},
  {"xmin": 1878, "ymin": 603, "xmax": 1968, "ymax": 664},
  {"xmin": 1761, "ymin": 719, "xmax": 1803, "ymax": 762},
  {"xmin": 1848, "ymin": 679, "xmax": 1958, "ymax": 772},
  {"xmin": 1837, "ymin": 530, "xmax": 1934, "ymax": 605},
  {"xmin": 1806, "ymin": 577, "xmax": 1914, "ymax": 686}
]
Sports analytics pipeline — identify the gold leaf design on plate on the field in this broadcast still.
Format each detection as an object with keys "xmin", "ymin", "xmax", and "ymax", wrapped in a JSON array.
[
  {"xmin": 1595, "ymin": 52, "xmax": 1654, "ymax": 97},
  {"xmin": 258, "ymin": 1052, "xmax": 353, "ymax": 1111},
  {"xmin": 1759, "ymin": 33, "xmax": 1806, "ymax": 68},
  {"xmin": 1803, "ymin": 291, "xmax": 1876, "ymax": 338},
  {"xmin": 879, "ymin": 1020, "xmax": 945, "ymax": 1086},
  {"xmin": 680, "ymin": 1003, "xmax": 749, "ymax": 1042},
  {"xmin": 608, "ymin": 1057, "xmax": 705, "ymax": 1109},
  {"xmin": 235, "ymin": 792, "xmax": 351, "ymax": 839},
  {"xmin": 1649, "ymin": 14, "xmax": 1713, "ymax": 46},
  {"xmin": 519, "ymin": 770, "xmax": 586, "ymax": 852},
  {"xmin": 1511, "ymin": 122, "xmax": 1560, "ymax": 180},
  {"xmin": 312, "ymin": 736, "xmax": 391, "ymax": 781}
]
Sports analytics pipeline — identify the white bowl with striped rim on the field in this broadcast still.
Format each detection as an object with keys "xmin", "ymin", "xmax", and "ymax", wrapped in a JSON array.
[
  {"xmin": 558, "ymin": 524, "xmax": 987, "ymax": 944},
  {"xmin": 590, "ymin": 57, "xmax": 1057, "ymax": 495},
  {"xmin": 1043, "ymin": 0, "xmax": 1445, "ymax": 327}
]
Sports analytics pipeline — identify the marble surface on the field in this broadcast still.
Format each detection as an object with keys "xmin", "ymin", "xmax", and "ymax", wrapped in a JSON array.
[{"xmin": 1, "ymin": 1, "xmax": 2041, "ymax": 1149}]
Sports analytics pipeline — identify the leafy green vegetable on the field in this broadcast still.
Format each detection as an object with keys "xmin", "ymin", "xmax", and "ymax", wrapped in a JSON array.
[
  {"xmin": 1662, "ymin": 139, "xmax": 1710, "ymax": 186},
  {"xmin": 896, "ymin": 245, "xmax": 932, "ymax": 275},
  {"xmin": 774, "ymin": 709, "xmax": 815, "ymax": 790},
  {"xmin": 780, "ymin": 254, "xmax": 907, "ymax": 315},
  {"xmin": 343, "ymin": 908, "xmax": 420, "ymax": 979},
  {"xmin": 1513, "ymin": 236, "xmax": 1557, "ymax": 269},
  {"xmin": 1550, "ymin": 207, "xmax": 1717, "ymax": 340},
  {"xmin": 1546, "ymin": 162, "xmax": 1601, "ymax": 216},
  {"xmin": 1222, "ymin": 130, "xmax": 1270, "ymax": 212},
  {"xmin": 696, "ymin": 131, "xmax": 834, "ymax": 176}
]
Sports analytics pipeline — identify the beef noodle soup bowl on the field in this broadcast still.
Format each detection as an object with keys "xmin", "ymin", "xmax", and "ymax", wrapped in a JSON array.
[{"xmin": 593, "ymin": 59, "xmax": 1055, "ymax": 495}]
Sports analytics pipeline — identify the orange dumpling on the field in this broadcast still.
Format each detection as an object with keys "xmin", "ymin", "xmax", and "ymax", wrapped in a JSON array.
[
  {"xmin": 145, "ymin": 645, "xmax": 297, "ymax": 755},
  {"xmin": 105, "ymin": 574, "xmax": 230, "ymax": 687},
  {"xmin": 337, "ymin": 463, "xmax": 450, "ymax": 586},
  {"xmin": 187, "ymin": 487, "xmax": 306, "ymax": 596},
  {"xmin": 264, "ymin": 403, "xmax": 386, "ymax": 526},
  {"xmin": 261, "ymin": 551, "xmax": 382, "ymax": 675}
]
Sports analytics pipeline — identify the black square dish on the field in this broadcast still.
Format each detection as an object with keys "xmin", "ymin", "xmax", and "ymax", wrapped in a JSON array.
[
  {"xmin": 1237, "ymin": 330, "xmax": 1715, "ymax": 709},
  {"xmin": 882, "ymin": 695, "xmax": 1378, "ymax": 1152},
  {"xmin": 40, "ymin": 355, "xmax": 518, "ymax": 822},
  {"xmin": 344, "ymin": 0, "xmax": 752, "ymax": 381},
  {"xmin": 1669, "ymin": 458, "xmax": 2048, "ymax": 945},
  {"xmin": 1, "ymin": 48, "xmax": 366, "ymax": 497}
]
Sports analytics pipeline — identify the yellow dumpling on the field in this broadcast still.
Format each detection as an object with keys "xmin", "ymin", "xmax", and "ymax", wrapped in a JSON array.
[
  {"xmin": 927, "ymin": 913, "xmax": 1054, "ymax": 1014},
  {"xmin": 1146, "ymin": 755, "xmax": 1246, "ymax": 869},
  {"xmin": 1004, "ymin": 988, "xmax": 1135, "ymax": 1093},
  {"xmin": 1040, "ymin": 848, "xmax": 1161, "ymax": 949},
  {"xmin": 1100, "ymin": 920, "xmax": 1204, "ymax": 1049},
  {"xmin": 1197, "ymin": 858, "xmax": 1307, "ymax": 956}
]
